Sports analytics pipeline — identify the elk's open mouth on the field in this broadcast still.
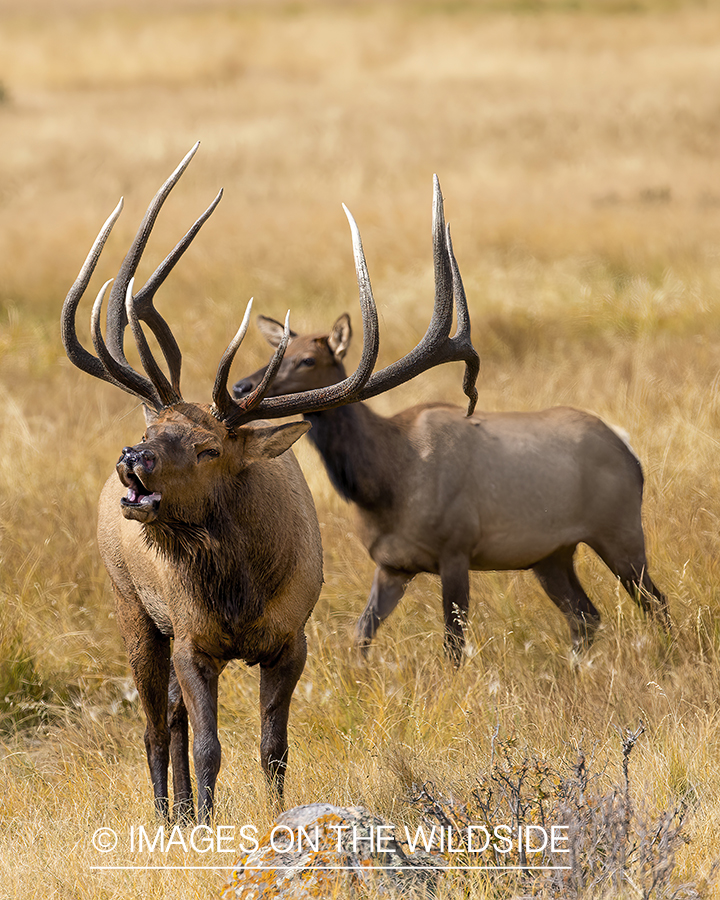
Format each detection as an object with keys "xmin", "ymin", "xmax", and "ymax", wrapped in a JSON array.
[{"xmin": 120, "ymin": 473, "xmax": 162, "ymax": 520}]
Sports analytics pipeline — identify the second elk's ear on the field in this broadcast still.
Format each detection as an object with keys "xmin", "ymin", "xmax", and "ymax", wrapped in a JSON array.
[
  {"xmin": 328, "ymin": 313, "xmax": 352, "ymax": 361},
  {"xmin": 239, "ymin": 420, "xmax": 311, "ymax": 464},
  {"xmin": 257, "ymin": 315, "xmax": 297, "ymax": 349}
]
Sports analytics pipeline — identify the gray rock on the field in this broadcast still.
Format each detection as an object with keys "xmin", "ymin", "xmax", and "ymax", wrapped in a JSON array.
[{"xmin": 220, "ymin": 803, "xmax": 442, "ymax": 898}]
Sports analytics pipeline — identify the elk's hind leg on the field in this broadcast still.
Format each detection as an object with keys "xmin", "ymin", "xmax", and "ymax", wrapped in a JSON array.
[
  {"xmin": 590, "ymin": 536, "xmax": 670, "ymax": 628},
  {"xmin": 532, "ymin": 547, "xmax": 601, "ymax": 651},
  {"xmin": 355, "ymin": 565, "xmax": 412, "ymax": 655},
  {"xmin": 114, "ymin": 590, "xmax": 172, "ymax": 820},
  {"xmin": 259, "ymin": 630, "xmax": 308, "ymax": 802}
]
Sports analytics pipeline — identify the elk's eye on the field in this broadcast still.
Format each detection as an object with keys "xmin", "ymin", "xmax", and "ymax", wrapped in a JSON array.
[
  {"xmin": 197, "ymin": 448, "xmax": 220, "ymax": 462},
  {"xmin": 300, "ymin": 357, "xmax": 316, "ymax": 368}
]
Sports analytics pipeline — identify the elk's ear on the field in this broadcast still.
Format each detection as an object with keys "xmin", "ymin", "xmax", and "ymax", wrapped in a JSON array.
[
  {"xmin": 328, "ymin": 313, "xmax": 352, "ymax": 360},
  {"xmin": 240, "ymin": 420, "xmax": 311, "ymax": 463},
  {"xmin": 257, "ymin": 315, "xmax": 297, "ymax": 348},
  {"xmin": 143, "ymin": 405, "xmax": 160, "ymax": 426}
]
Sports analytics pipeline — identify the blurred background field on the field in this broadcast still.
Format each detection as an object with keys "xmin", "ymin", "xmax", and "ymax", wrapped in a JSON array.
[{"xmin": 2, "ymin": 0, "xmax": 720, "ymax": 896}]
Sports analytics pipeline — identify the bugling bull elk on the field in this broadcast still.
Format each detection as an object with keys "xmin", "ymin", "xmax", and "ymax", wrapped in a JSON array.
[
  {"xmin": 235, "ymin": 209, "xmax": 670, "ymax": 666},
  {"xmin": 61, "ymin": 144, "xmax": 479, "ymax": 822}
]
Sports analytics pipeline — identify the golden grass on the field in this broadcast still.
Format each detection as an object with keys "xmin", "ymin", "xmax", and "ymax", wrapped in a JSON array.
[{"xmin": 2, "ymin": 0, "xmax": 720, "ymax": 896}]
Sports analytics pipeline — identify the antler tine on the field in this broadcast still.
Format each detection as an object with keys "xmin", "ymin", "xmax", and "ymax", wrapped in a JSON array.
[
  {"xmin": 90, "ymin": 278, "xmax": 163, "ymax": 409},
  {"xmin": 220, "ymin": 201, "xmax": 381, "ymax": 425},
  {"xmin": 339, "ymin": 202, "xmax": 382, "ymax": 394},
  {"xmin": 133, "ymin": 188, "xmax": 224, "ymax": 395},
  {"xmin": 125, "ymin": 279, "xmax": 182, "ymax": 408},
  {"xmin": 211, "ymin": 298, "xmax": 255, "ymax": 421},
  {"xmin": 445, "ymin": 224, "xmax": 480, "ymax": 416},
  {"xmin": 223, "ymin": 311, "xmax": 292, "ymax": 427},
  {"xmin": 105, "ymin": 141, "xmax": 201, "ymax": 368},
  {"xmin": 61, "ymin": 197, "xmax": 125, "ymax": 386},
  {"xmin": 354, "ymin": 173, "xmax": 458, "ymax": 402}
]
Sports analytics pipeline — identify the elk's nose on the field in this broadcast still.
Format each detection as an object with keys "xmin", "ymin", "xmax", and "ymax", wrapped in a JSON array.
[
  {"xmin": 119, "ymin": 447, "xmax": 156, "ymax": 472},
  {"xmin": 232, "ymin": 378, "xmax": 253, "ymax": 398}
]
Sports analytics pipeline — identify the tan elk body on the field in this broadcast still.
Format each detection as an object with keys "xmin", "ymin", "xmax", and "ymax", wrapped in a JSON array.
[
  {"xmin": 235, "ymin": 313, "xmax": 669, "ymax": 663},
  {"xmin": 62, "ymin": 145, "xmax": 478, "ymax": 821},
  {"xmin": 96, "ymin": 406, "xmax": 320, "ymax": 823}
]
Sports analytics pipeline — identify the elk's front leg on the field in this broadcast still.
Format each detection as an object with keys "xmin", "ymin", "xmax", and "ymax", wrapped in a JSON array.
[
  {"xmin": 259, "ymin": 630, "xmax": 308, "ymax": 801},
  {"xmin": 439, "ymin": 555, "xmax": 470, "ymax": 666},
  {"xmin": 114, "ymin": 590, "xmax": 172, "ymax": 820},
  {"xmin": 171, "ymin": 643, "xmax": 222, "ymax": 824},
  {"xmin": 168, "ymin": 663, "xmax": 194, "ymax": 823}
]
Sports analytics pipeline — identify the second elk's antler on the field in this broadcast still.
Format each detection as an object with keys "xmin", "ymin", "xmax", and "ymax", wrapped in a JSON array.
[{"xmin": 62, "ymin": 143, "xmax": 479, "ymax": 423}]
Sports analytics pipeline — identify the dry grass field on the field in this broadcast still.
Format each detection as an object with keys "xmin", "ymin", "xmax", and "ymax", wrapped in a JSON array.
[{"xmin": 3, "ymin": 0, "xmax": 720, "ymax": 897}]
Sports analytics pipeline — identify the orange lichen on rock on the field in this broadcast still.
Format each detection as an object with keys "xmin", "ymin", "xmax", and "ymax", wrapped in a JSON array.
[{"xmin": 219, "ymin": 804, "xmax": 442, "ymax": 899}]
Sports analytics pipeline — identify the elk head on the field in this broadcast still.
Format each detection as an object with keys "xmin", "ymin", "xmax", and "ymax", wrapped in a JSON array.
[
  {"xmin": 232, "ymin": 314, "xmax": 353, "ymax": 399},
  {"xmin": 61, "ymin": 148, "xmax": 316, "ymax": 542},
  {"xmin": 115, "ymin": 403, "xmax": 309, "ymax": 529}
]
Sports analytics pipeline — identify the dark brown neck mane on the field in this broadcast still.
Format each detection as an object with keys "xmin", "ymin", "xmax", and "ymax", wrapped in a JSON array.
[{"xmin": 305, "ymin": 402, "xmax": 407, "ymax": 513}]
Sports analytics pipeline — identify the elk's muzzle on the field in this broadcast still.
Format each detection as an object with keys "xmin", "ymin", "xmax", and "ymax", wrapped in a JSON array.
[
  {"xmin": 232, "ymin": 377, "xmax": 255, "ymax": 398},
  {"xmin": 117, "ymin": 446, "xmax": 162, "ymax": 523}
]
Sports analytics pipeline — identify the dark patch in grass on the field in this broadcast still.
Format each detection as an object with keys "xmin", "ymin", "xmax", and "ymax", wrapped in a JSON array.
[{"xmin": 0, "ymin": 636, "xmax": 62, "ymax": 734}]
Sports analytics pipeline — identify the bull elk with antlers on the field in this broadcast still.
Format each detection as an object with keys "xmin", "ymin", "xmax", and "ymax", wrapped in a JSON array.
[
  {"xmin": 61, "ymin": 144, "xmax": 478, "ymax": 822},
  {"xmin": 235, "ymin": 203, "xmax": 670, "ymax": 665}
]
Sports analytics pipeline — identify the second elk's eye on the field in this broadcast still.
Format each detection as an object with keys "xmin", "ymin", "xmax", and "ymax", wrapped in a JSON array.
[
  {"xmin": 300, "ymin": 357, "xmax": 316, "ymax": 368},
  {"xmin": 197, "ymin": 448, "xmax": 220, "ymax": 462}
]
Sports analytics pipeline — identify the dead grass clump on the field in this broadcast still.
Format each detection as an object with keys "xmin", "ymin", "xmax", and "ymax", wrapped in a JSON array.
[{"xmin": 409, "ymin": 728, "xmax": 716, "ymax": 899}]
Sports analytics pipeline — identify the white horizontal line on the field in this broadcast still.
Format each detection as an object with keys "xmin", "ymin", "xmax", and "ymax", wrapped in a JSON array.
[{"xmin": 90, "ymin": 864, "xmax": 572, "ymax": 872}]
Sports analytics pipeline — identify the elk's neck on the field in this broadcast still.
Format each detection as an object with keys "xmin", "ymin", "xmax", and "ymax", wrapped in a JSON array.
[
  {"xmin": 305, "ymin": 403, "xmax": 406, "ymax": 512},
  {"xmin": 142, "ymin": 478, "xmax": 296, "ymax": 622}
]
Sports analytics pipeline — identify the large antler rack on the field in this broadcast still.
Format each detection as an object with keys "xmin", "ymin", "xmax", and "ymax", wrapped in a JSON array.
[{"xmin": 62, "ymin": 145, "xmax": 479, "ymax": 429}]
